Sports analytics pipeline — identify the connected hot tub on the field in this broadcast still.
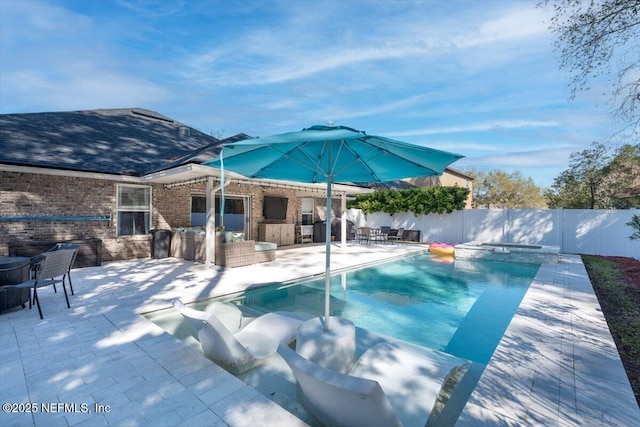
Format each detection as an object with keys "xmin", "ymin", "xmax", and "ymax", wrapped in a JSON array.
[{"xmin": 455, "ymin": 242, "xmax": 560, "ymax": 264}]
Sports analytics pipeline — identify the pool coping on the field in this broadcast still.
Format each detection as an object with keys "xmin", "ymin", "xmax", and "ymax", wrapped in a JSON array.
[{"xmin": 1, "ymin": 246, "xmax": 638, "ymax": 426}]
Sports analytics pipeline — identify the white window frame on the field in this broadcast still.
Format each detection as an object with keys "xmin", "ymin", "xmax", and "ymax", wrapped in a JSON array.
[
  {"xmin": 116, "ymin": 184, "xmax": 152, "ymax": 236},
  {"xmin": 301, "ymin": 198, "xmax": 314, "ymax": 225}
]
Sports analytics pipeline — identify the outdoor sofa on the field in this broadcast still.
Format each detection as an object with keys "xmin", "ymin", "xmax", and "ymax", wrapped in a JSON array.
[{"xmin": 215, "ymin": 237, "xmax": 277, "ymax": 268}]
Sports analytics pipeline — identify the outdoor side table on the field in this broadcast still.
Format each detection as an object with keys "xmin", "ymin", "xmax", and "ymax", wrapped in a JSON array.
[
  {"xmin": 296, "ymin": 316, "xmax": 356, "ymax": 374},
  {"xmin": 0, "ymin": 256, "xmax": 31, "ymax": 312}
]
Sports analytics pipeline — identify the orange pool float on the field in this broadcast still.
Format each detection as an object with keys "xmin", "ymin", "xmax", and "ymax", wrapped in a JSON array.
[
  {"xmin": 428, "ymin": 242, "xmax": 455, "ymax": 256},
  {"xmin": 432, "ymin": 255, "xmax": 455, "ymax": 264}
]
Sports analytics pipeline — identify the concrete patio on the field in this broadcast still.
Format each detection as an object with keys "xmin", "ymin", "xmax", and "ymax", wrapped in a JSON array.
[{"xmin": 1, "ymin": 243, "xmax": 638, "ymax": 426}]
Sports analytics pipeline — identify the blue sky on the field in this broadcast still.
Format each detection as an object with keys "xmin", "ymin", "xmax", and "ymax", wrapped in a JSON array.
[{"xmin": 0, "ymin": 0, "xmax": 624, "ymax": 187}]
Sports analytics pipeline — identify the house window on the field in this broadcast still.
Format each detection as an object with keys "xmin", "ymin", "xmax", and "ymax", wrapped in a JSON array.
[
  {"xmin": 301, "ymin": 198, "xmax": 314, "ymax": 225},
  {"xmin": 191, "ymin": 194, "xmax": 206, "ymax": 226},
  {"xmin": 190, "ymin": 194, "xmax": 251, "ymax": 236},
  {"xmin": 117, "ymin": 184, "xmax": 151, "ymax": 236}
]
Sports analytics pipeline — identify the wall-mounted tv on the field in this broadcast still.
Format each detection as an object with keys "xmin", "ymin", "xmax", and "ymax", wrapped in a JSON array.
[{"xmin": 263, "ymin": 196, "xmax": 288, "ymax": 220}]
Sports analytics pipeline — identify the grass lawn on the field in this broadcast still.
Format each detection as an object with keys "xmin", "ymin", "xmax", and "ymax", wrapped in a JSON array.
[{"xmin": 582, "ymin": 255, "xmax": 640, "ymax": 407}]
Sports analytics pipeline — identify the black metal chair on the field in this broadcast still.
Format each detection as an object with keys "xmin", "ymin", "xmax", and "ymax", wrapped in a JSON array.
[
  {"xmin": 355, "ymin": 227, "xmax": 371, "ymax": 244},
  {"xmin": 369, "ymin": 228, "xmax": 388, "ymax": 244},
  {"xmin": 388, "ymin": 228, "xmax": 405, "ymax": 244},
  {"xmin": 3, "ymin": 249, "xmax": 77, "ymax": 319},
  {"xmin": 47, "ymin": 243, "xmax": 80, "ymax": 295}
]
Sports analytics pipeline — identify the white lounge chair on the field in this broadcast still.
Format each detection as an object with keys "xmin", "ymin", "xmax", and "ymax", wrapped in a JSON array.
[
  {"xmin": 173, "ymin": 299, "xmax": 309, "ymax": 374},
  {"xmin": 277, "ymin": 340, "xmax": 471, "ymax": 427}
]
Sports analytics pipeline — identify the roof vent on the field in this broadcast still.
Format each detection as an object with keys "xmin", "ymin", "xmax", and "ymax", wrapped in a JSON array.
[{"xmin": 179, "ymin": 127, "xmax": 190, "ymax": 137}]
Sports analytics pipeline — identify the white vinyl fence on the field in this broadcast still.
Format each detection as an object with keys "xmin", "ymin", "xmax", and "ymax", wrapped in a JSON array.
[{"xmin": 347, "ymin": 208, "xmax": 640, "ymax": 259}]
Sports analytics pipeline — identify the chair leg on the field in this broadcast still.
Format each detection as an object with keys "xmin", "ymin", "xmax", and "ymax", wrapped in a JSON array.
[
  {"xmin": 66, "ymin": 271, "xmax": 74, "ymax": 296},
  {"xmin": 33, "ymin": 288, "xmax": 43, "ymax": 319},
  {"xmin": 62, "ymin": 280, "xmax": 70, "ymax": 309}
]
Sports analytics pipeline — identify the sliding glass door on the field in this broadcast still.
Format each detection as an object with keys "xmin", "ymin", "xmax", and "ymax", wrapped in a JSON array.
[{"xmin": 190, "ymin": 194, "xmax": 251, "ymax": 237}]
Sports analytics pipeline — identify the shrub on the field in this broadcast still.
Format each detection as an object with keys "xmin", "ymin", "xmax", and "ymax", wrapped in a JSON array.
[{"xmin": 347, "ymin": 186, "xmax": 469, "ymax": 216}]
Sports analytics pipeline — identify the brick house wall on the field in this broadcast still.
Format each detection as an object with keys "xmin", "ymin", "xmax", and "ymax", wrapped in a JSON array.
[
  {"xmin": 0, "ymin": 171, "xmax": 192, "ymax": 260},
  {"xmin": 182, "ymin": 181, "xmax": 339, "ymax": 240},
  {"xmin": 1, "ymin": 171, "xmax": 341, "ymax": 261}
]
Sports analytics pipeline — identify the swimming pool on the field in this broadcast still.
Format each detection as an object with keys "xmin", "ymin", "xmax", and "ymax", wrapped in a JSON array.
[{"xmin": 222, "ymin": 253, "xmax": 540, "ymax": 365}]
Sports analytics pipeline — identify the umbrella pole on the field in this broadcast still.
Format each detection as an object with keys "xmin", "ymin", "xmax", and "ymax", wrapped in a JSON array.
[
  {"xmin": 220, "ymin": 149, "xmax": 225, "ymax": 228},
  {"xmin": 324, "ymin": 180, "xmax": 332, "ymax": 332}
]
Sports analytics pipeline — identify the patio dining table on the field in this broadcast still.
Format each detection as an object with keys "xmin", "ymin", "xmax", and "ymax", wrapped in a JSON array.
[{"xmin": 0, "ymin": 256, "xmax": 31, "ymax": 312}]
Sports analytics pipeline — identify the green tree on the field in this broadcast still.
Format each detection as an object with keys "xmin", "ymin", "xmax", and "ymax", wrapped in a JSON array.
[
  {"xmin": 546, "ymin": 142, "xmax": 639, "ymax": 208},
  {"xmin": 627, "ymin": 214, "xmax": 640, "ymax": 240},
  {"xmin": 541, "ymin": 0, "xmax": 640, "ymax": 137},
  {"xmin": 545, "ymin": 169, "xmax": 591, "ymax": 208},
  {"xmin": 465, "ymin": 168, "xmax": 547, "ymax": 208},
  {"xmin": 546, "ymin": 142, "xmax": 609, "ymax": 208},
  {"xmin": 602, "ymin": 143, "xmax": 640, "ymax": 208}
]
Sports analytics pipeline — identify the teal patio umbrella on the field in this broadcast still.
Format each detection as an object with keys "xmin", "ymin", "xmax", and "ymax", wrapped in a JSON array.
[{"xmin": 204, "ymin": 125, "xmax": 464, "ymax": 331}]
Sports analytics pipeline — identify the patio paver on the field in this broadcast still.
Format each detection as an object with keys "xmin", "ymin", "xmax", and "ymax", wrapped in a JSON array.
[
  {"xmin": 457, "ymin": 255, "xmax": 640, "ymax": 426},
  {"xmin": 1, "ymin": 244, "xmax": 638, "ymax": 426}
]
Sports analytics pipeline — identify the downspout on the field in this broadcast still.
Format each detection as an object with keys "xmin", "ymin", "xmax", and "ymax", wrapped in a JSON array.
[{"xmin": 206, "ymin": 176, "xmax": 232, "ymax": 267}]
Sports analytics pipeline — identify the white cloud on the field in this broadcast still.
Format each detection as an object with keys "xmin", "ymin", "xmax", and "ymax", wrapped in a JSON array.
[
  {"xmin": 317, "ymin": 94, "xmax": 431, "ymax": 121},
  {"xmin": 0, "ymin": 0, "xmax": 612, "ymax": 189},
  {"xmin": 3, "ymin": 70, "xmax": 169, "ymax": 112},
  {"xmin": 462, "ymin": 145, "xmax": 576, "ymax": 168},
  {"xmin": 1, "ymin": 0, "xmax": 92, "ymax": 35},
  {"xmin": 182, "ymin": 2, "xmax": 554, "ymax": 87},
  {"xmin": 454, "ymin": 7, "xmax": 552, "ymax": 48},
  {"xmin": 184, "ymin": 41, "xmax": 432, "ymax": 86},
  {"xmin": 391, "ymin": 120, "xmax": 560, "ymax": 137}
]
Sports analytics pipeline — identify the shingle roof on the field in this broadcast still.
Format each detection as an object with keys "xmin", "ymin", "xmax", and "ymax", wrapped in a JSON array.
[
  {"xmin": 0, "ymin": 108, "xmax": 231, "ymax": 176},
  {"xmin": 150, "ymin": 132, "xmax": 251, "ymax": 174}
]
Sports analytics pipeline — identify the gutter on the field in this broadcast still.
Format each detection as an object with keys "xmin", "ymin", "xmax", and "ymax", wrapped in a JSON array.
[{"xmin": 0, "ymin": 164, "xmax": 143, "ymax": 183}]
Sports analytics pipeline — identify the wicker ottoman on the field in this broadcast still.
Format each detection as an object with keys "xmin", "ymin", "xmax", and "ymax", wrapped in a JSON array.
[
  {"xmin": 216, "ymin": 240, "xmax": 256, "ymax": 268},
  {"xmin": 255, "ymin": 241, "xmax": 277, "ymax": 263}
]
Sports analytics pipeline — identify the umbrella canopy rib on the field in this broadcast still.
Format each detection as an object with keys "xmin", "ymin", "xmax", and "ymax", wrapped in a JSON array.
[
  {"xmin": 312, "ymin": 141, "xmax": 329, "ymax": 183},
  {"xmin": 243, "ymin": 142, "xmax": 330, "ymax": 181},
  {"xmin": 337, "ymin": 140, "xmax": 381, "ymax": 182}
]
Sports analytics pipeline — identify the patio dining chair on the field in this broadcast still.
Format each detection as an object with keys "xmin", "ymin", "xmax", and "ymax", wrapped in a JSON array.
[
  {"xmin": 387, "ymin": 228, "xmax": 404, "ymax": 244},
  {"xmin": 369, "ymin": 228, "xmax": 388, "ymax": 244},
  {"xmin": 355, "ymin": 227, "xmax": 371, "ymax": 244},
  {"xmin": 45, "ymin": 243, "xmax": 80, "ymax": 295},
  {"xmin": 3, "ymin": 248, "xmax": 77, "ymax": 319}
]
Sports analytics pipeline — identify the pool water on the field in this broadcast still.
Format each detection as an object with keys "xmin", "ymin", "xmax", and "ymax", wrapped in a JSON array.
[{"xmin": 234, "ymin": 253, "xmax": 539, "ymax": 365}]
